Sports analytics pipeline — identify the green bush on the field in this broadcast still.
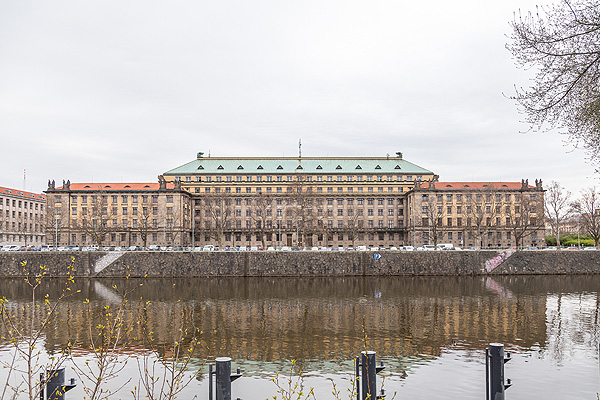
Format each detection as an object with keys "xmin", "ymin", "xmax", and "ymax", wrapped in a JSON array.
[{"xmin": 545, "ymin": 234, "xmax": 596, "ymax": 247}]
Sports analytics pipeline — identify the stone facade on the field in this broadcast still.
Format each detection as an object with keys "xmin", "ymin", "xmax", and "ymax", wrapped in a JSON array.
[
  {"xmin": 44, "ymin": 180, "xmax": 192, "ymax": 248},
  {"xmin": 408, "ymin": 179, "xmax": 545, "ymax": 248}
]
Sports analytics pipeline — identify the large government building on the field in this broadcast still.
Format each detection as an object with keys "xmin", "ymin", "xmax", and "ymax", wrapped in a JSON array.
[{"xmin": 44, "ymin": 152, "xmax": 545, "ymax": 249}]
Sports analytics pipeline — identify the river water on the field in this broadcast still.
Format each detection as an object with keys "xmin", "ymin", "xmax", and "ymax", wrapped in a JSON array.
[{"xmin": 0, "ymin": 275, "xmax": 598, "ymax": 399}]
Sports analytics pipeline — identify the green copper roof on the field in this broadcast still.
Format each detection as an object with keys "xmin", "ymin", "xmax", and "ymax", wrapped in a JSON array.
[{"xmin": 163, "ymin": 156, "xmax": 434, "ymax": 175}]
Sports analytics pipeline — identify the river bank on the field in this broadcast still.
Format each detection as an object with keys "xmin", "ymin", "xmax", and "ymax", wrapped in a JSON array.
[{"xmin": 0, "ymin": 250, "xmax": 599, "ymax": 277}]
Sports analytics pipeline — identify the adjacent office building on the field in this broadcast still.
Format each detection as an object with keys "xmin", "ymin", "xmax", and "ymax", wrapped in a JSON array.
[{"xmin": 0, "ymin": 186, "xmax": 46, "ymax": 246}]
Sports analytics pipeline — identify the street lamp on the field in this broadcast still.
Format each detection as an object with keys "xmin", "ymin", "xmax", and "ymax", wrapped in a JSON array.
[
  {"xmin": 577, "ymin": 214, "xmax": 581, "ymax": 249},
  {"xmin": 55, "ymin": 214, "xmax": 59, "ymax": 248}
]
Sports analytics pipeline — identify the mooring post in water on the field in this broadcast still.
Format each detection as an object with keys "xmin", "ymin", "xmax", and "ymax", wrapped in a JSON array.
[
  {"xmin": 355, "ymin": 351, "xmax": 386, "ymax": 400},
  {"xmin": 486, "ymin": 343, "xmax": 511, "ymax": 400},
  {"xmin": 44, "ymin": 368, "xmax": 76, "ymax": 400},
  {"xmin": 209, "ymin": 357, "xmax": 242, "ymax": 400}
]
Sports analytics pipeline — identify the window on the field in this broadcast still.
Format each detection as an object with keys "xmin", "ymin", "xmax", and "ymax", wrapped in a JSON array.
[
  {"xmin": 446, "ymin": 194, "xmax": 452, "ymax": 201},
  {"xmin": 167, "ymin": 195, "xmax": 173, "ymax": 203},
  {"xmin": 447, "ymin": 218, "xmax": 452, "ymax": 226},
  {"xmin": 132, "ymin": 195, "xmax": 138, "ymax": 203},
  {"xmin": 152, "ymin": 195, "xmax": 158, "ymax": 203},
  {"xmin": 122, "ymin": 195, "xmax": 128, "ymax": 203},
  {"xmin": 447, "ymin": 206, "xmax": 452, "ymax": 214},
  {"xmin": 437, "ymin": 194, "xmax": 443, "ymax": 202}
]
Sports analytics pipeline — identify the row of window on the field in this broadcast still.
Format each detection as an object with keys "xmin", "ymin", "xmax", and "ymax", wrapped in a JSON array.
[
  {"xmin": 57, "ymin": 194, "xmax": 174, "ymax": 204},
  {"xmin": 423, "ymin": 230, "xmax": 538, "ymax": 242},
  {"xmin": 3, "ymin": 210, "xmax": 40, "ymax": 220},
  {"xmin": 66, "ymin": 218, "xmax": 174, "ymax": 229},
  {"xmin": 421, "ymin": 216, "xmax": 539, "ymax": 226},
  {"xmin": 1, "ymin": 221, "xmax": 40, "ymax": 232},
  {"xmin": 70, "ymin": 206, "xmax": 171, "ymax": 216},
  {"xmin": 179, "ymin": 175, "xmax": 423, "ymax": 183},
  {"xmin": 216, "ymin": 232, "xmax": 401, "ymax": 243},
  {"xmin": 422, "ymin": 205, "xmax": 538, "ymax": 214},
  {"xmin": 196, "ymin": 186, "xmax": 405, "ymax": 194},
  {"xmin": 195, "ymin": 198, "xmax": 405, "ymax": 206},
  {"xmin": 68, "ymin": 232, "xmax": 173, "ymax": 244},
  {"xmin": 0, "ymin": 198, "xmax": 43, "ymax": 210},
  {"xmin": 204, "ymin": 219, "xmax": 404, "ymax": 229},
  {"xmin": 207, "ymin": 208, "xmax": 405, "ymax": 218},
  {"xmin": 422, "ymin": 193, "xmax": 537, "ymax": 202}
]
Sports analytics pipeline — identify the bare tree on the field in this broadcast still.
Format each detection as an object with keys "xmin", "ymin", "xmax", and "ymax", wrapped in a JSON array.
[
  {"xmin": 463, "ymin": 187, "xmax": 499, "ymax": 248},
  {"xmin": 285, "ymin": 177, "xmax": 318, "ymax": 247},
  {"xmin": 74, "ymin": 193, "xmax": 116, "ymax": 248},
  {"xmin": 133, "ymin": 205, "xmax": 153, "ymax": 247},
  {"xmin": 421, "ymin": 195, "xmax": 446, "ymax": 246},
  {"xmin": 508, "ymin": 0, "xmax": 600, "ymax": 168},
  {"xmin": 508, "ymin": 192, "xmax": 545, "ymax": 248},
  {"xmin": 572, "ymin": 187, "xmax": 600, "ymax": 248},
  {"xmin": 545, "ymin": 181, "xmax": 572, "ymax": 248},
  {"xmin": 200, "ymin": 194, "xmax": 233, "ymax": 248},
  {"xmin": 250, "ymin": 193, "xmax": 273, "ymax": 249}
]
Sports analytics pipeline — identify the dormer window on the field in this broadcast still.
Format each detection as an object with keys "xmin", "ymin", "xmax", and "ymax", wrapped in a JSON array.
[
  {"xmin": 355, "ymin": 165, "xmax": 362, "ymax": 169},
  {"xmin": 375, "ymin": 165, "xmax": 381, "ymax": 169},
  {"xmin": 237, "ymin": 165, "xmax": 244, "ymax": 170},
  {"xmin": 336, "ymin": 165, "xmax": 342, "ymax": 169},
  {"xmin": 217, "ymin": 165, "xmax": 224, "ymax": 170},
  {"xmin": 316, "ymin": 165, "xmax": 323, "ymax": 169}
]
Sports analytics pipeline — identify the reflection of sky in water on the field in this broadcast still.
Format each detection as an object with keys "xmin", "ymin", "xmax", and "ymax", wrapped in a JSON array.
[{"xmin": 0, "ymin": 276, "xmax": 599, "ymax": 399}]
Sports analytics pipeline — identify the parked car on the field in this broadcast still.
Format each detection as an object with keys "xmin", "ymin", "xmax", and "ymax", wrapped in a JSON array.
[
  {"xmin": 148, "ymin": 245, "xmax": 160, "ymax": 251},
  {"xmin": 65, "ymin": 245, "xmax": 80, "ymax": 251},
  {"xmin": 355, "ymin": 245, "xmax": 367, "ymax": 251},
  {"xmin": 203, "ymin": 245, "xmax": 215, "ymax": 251}
]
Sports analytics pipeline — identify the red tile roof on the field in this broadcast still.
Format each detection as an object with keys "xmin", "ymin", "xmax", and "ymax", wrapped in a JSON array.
[
  {"xmin": 56, "ymin": 183, "xmax": 174, "ymax": 191},
  {"xmin": 420, "ymin": 182, "xmax": 533, "ymax": 190},
  {"xmin": 0, "ymin": 186, "xmax": 46, "ymax": 200}
]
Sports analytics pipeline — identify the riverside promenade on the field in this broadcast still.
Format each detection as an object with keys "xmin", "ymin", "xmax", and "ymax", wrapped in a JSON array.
[{"xmin": 0, "ymin": 250, "xmax": 599, "ymax": 277}]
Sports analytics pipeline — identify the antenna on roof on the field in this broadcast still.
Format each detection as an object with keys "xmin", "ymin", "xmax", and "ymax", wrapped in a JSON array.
[
  {"xmin": 298, "ymin": 139, "xmax": 302, "ymax": 158},
  {"xmin": 23, "ymin": 169, "xmax": 26, "ymax": 191}
]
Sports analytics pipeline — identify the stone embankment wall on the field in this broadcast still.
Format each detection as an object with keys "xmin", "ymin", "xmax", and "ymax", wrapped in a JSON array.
[{"xmin": 0, "ymin": 251, "xmax": 599, "ymax": 277}]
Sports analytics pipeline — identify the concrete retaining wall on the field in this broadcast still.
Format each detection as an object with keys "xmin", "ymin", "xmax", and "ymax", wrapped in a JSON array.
[{"xmin": 0, "ymin": 250, "xmax": 599, "ymax": 277}]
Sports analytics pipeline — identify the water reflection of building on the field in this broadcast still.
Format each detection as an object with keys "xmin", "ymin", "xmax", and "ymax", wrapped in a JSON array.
[{"xmin": 0, "ymin": 276, "xmax": 561, "ymax": 369}]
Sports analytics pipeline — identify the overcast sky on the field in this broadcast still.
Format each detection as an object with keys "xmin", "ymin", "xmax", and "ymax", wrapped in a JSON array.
[{"xmin": 0, "ymin": 0, "xmax": 595, "ymax": 198}]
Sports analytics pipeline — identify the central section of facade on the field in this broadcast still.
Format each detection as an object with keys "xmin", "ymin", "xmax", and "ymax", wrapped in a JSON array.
[{"xmin": 162, "ymin": 152, "xmax": 435, "ymax": 248}]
